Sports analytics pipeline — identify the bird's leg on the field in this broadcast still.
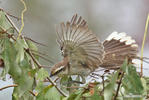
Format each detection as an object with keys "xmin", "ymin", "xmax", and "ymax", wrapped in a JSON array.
[
  {"xmin": 71, "ymin": 80, "xmax": 84, "ymax": 84},
  {"xmin": 64, "ymin": 75, "xmax": 85, "ymax": 85},
  {"xmin": 80, "ymin": 75, "xmax": 86, "ymax": 84},
  {"xmin": 67, "ymin": 63, "xmax": 70, "ymax": 74},
  {"xmin": 69, "ymin": 75, "xmax": 86, "ymax": 84}
]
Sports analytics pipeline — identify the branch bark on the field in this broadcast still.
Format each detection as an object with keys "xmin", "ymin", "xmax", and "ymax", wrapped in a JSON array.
[
  {"xmin": 113, "ymin": 71, "xmax": 124, "ymax": 100},
  {"xmin": 0, "ymin": 84, "xmax": 18, "ymax": 91},
  {"xmin": 47, "ymin": 77, "xmax": 67, "ymax": 97}
]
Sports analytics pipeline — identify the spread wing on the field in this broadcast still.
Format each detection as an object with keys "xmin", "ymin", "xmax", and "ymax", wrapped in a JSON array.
[{"xmin": 56, "ymin": 14, "xmax": 104, "ymax": 70}]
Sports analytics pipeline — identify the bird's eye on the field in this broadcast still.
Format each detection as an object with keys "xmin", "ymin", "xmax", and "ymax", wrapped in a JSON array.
[
  {"xmin": 60, "ymin": 46, "xmax": 63, "ymax": 50},
  {"xmin": 61, "ymin": 50, "xmax": 64, "ymax": 56}
]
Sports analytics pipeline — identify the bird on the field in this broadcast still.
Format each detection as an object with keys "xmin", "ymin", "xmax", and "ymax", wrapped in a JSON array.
[{"xmin": 50, "ymin": 14, "xmax": 138, "ymax": 77}]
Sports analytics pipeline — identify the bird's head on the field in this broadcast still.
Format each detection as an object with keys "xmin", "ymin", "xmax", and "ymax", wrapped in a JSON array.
[
  {"xmin": 50, "ymin": 65, "xmax": 66, "ymax": 77},
  {"xmin": 50, "ymin": 57, "xmax": 69, "ymax": 77}
]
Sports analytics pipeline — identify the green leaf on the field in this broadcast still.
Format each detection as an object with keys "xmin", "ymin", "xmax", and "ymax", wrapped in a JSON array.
[
  {"xmin": 26, "ymin": 39, "xmax": 39, "ymax": 59},
  {"xmin": 60, "ymin": 75, "xmax": 73, "ymax": 93},
  {"xmin": 90, "ymin": 92, "xmax": 103, "ymax": 100},
  {"xmin": 37, "ymin": 68, "xmax": 49, "ymax": 81},
  {"xmin": 15, "ymin": 39, "xmax": 28, "ymax": 63},
  {"xmin": 90, "ymin": 86, "xmax": 103, "ymax": 100},
  {"xmin": 122, "ymin": 64, "xmax": 144, "ymax": 95},
  {"xmin": 35, "ymin": 67, "xmax": 49, "ymax": 93},
  {"xmin": 0, "ymin": 10, "xmax": 15, "ymax": 78},
  {"xmin": 1, "ymin": 38, "xmax": 34, "ymax": 100},
  {"xmin": 26, "ymin": 39, "xmax": 38, "ymax": 52},
  {"xmin": 1, "ymin": 38, "xmax": 20, "ymax": 78},
  {"xmin": 83, "ymin": 85, "xmax": 103, "ymax": 100},
  {"xmin": 143, "ymin": 77, "xmax": 149, "ymax": 93},
  {"xmin": 28, "ymin": 68, "xmax": 38, "ymax": 77},
  {"xmin": 0, "ymin": 11, "xmax": 14, "ymax": 33},
  {"xmin": 82, "ymin": 92, "xmax": 91, "ymax": 98},
  {"xmin": 60, "ymin": 75, "xmax": 69, "ymax": 85},
  {"xmin": 75, "ymin": 75, "xmax": 81, "ymax": 82},
  {"xmin": 35, "ymin": 81, "xmax": 45, "ymax": 92},
  {"xmin": 68, "ymin": 89, "xmax": 84, "ymax": 100},
  {"xmin": 12, "ymin": 55, "xmax": 34, "ymax": 100},
  {"xmin": 140, "ymin": 78, "xmax": 148, "ymax": 99},
  {"xmin": 36, "ymin": 85, "xmax": 62, "ymax": 100},
  {"xmin": 74, "ymin": 92, "xmax": 83, "ymax": 100},
  {"xmin": 104, "ymin": 71, "xmax": 119, "ymax": 100},
  {"xmin": 121, "ymin": 59, "xmax": 128, "ymax": 72}
]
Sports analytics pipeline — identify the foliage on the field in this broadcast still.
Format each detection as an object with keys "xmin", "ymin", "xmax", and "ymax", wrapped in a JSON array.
[{"xmin": 0, "ymin": 9, "xmax": 149, "ymax": 100}]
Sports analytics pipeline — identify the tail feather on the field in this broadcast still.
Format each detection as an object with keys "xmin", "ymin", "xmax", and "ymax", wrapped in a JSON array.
[
  {"xmin": 103, "ymin": 39, "xmax": 124, "ymax": 50},
  {"xmin": 101, "ymin": 31, "xmax": 138, "ymax": 69},
  {"xmin": 104, "ymin": 41, "xmax": 126, "ymax": 51}
]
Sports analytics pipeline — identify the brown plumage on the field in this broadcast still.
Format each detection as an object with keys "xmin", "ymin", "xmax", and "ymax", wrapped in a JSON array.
[
  {"xmin": 101, "ymin": 32, "xmax": 138, "ymax": 69},
  {"xmin": 51, "ymin": 14, "xmax": 104, "ymax": 76},
  {"xmin": 50, "ymin": 14, "xmax": 138, "ymax": 77}
]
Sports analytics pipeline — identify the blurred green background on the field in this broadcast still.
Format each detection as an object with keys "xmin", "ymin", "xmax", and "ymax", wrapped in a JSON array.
[{"xmin": 0, "ymin": 0, "xmax": 149, "ymax": 99}]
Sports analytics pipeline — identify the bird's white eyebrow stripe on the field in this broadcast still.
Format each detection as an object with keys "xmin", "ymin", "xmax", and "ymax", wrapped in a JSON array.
[{"xmin": 54, "ymin": 66, "xmax": 65, "ymax": 72}]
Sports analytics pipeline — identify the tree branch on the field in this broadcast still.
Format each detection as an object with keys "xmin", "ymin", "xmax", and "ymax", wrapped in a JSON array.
[
  {"xmin": 0, "ymin": 8, "xmax": 21, "ymax": 20},
  {"xmin": 24, "ymin": 36, "xmax": 47, "ymax": 47},
  {"xmin": 47, "ymin": 77, "xmax": 67, "ymax": 97},
  {"xmin": 29, "ymin": 90, "xmax": 37, "ymax": 96},
  {"xmin": 32, "ymin": 52, "xmax": 54, "ymax": 64},
  {"xmin": 5, "ymin": 11, "xmax": 46, "ymax": 47},
  {"xmin": 5, "ymin": 13, "xmax": 20, "ymax": 34},
  {"xmin": 113, "ymin": 71, "xmax": 124, "ymax": 100},
  {"xmin": 0, "ymin": 84, "xmax": 18, "ymax": 91},
  {"xmin": 25, "ymin": 48, "xmax": 42, "ymax": 68}
]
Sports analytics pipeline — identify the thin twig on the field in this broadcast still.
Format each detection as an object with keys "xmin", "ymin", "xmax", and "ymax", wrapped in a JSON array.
[
  {"xmin": 30, "ymin": 49, "xmax": 56, "ymax": 62},
  {"xmin": 24, "ymin": 37, "xmax": 47, "ymax": 47},
  {"xmin": 30, "ymin": 49, "xmax": 49, "ymax": 57},
  {"xmin": 6, "ymin": 13, "xmax": 21, "ymax": 21},
  {"xmin": 47, "ymin": 77, "xmax": 67, "ymax": 97},
  {"xmin": 0, "ymin": 84, "xmax": 18, "ymax": 91},
  {"xmin": 29, "ymin": 90, "xmax": 37, "ymax": 96},
  {"xmin": 62, "ymin": 86, "xmax": 84, "ymax": 89},
  {"xmin": 6, "ymin": 33, "xmax": 16, "ymax": 41},
  {"xmin": 54, "ymin": 77, "xmax": 60, "ymax": 83},
  {"xmin": 8, "ymin": 33, "xmax": 47, "ymax": 47},
  {"xmin": 25, "ymin": 49, "xmax": 42, "ymax": 68},
  {"xmin": 5, "ymin": 13, "xmax": 20, "ymax": 34},
  {"xmin": 32, "ymin": 52, "xmax": 54, "ymax": 64},
  {"xmin": 135, "ymin": 57, "xmax": 149, "ymax": 64},
  {"xmin": 0, "ymin": 8, "xmax": 21, "ymax": 20},
  {"xmin": 140, "ymin": 14, "xmax": 149, "ymax": 77},
  {"xmin": 27, "ymin": 49, "xmax": 51, "ymax": 68},
  {"xmin": 89, "ymin": 74, "xmax": 99, "ymax": 79},
  {"xmin": 3, "ymin": 13, "xmax": 46, "ymax": 47},
  {"xmin": 113, "ymin": 71, "xmax": 124, "ymax": 100},
  {"xmin": 101, "ymin": 75, "xmax": 104, "ymax": 93}
]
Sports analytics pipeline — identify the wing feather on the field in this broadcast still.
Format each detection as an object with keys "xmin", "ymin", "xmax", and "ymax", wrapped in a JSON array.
[{"xmin": 56, "ymin": 14, "xmax": 104, "ymax": 70}]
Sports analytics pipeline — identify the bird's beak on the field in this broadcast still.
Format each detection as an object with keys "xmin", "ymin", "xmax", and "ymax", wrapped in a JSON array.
[
  {"xmin": 50, "ymin": 73, "xmax": 54, "ymax": 77},
  {"xmin": 50, "ymin": 73, "xmax": 53, "ymax": 77}
]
